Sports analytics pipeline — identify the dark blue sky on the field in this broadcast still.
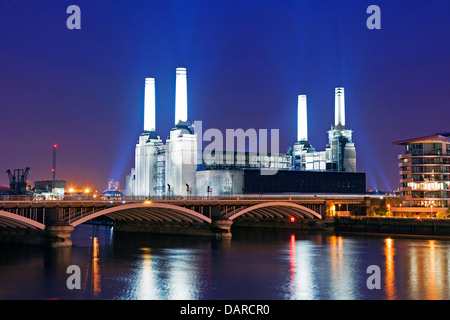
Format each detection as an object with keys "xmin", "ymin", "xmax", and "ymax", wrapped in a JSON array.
[{"xmin": 0, "ymin": 0, "xmax": 449, "ymax": 191}]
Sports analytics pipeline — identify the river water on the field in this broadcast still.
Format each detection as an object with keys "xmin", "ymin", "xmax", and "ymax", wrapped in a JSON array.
[{"xmin": 1, "ymin": 224, "xmax": 450, "ymax": 300}]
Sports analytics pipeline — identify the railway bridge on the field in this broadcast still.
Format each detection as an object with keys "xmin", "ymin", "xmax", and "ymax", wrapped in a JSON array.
[{"xmin": 0, "ymin": 195, "xmax": 372, "ymax": 247}]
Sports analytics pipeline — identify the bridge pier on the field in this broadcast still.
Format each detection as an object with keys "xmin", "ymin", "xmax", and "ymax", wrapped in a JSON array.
[
  {"xmin": 211, "ymin": 219, "xmax": 233, "ymax": 239},
  {"xmin": 41, "ymin": 207, "xmax": 74, "ymax": 247},
  {"xmin": 44, "ymin": 225, "xmax": 74, "ymax": 247},
  {"xmin": 0, "ymin": 224, "xmax": 74, "ymax": 247}
]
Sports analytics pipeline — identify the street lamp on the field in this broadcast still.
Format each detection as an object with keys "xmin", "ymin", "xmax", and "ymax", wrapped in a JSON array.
[{"xmin": 430, "ymin": 204, "xmax": 433, "ymax": 218}]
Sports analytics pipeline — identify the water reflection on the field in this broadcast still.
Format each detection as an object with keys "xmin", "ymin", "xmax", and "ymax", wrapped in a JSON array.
[
  {"xmin": 288, "ymin": 234, "xmax": 295, "ymax": 298},
  {"xmin": 408, "ymin": 245, "xmax": 419, "ymax": 298},
  {"xmin": 420, "ymin": 239, "xmax": 449, "ymax": 300},
  {"xmin": 295, "ymin": 239, "xmax": 315, "ymax": 299},
  {"xmin": 136, "ymin": 248, "xmax": 158, "ymax": 299},
  {"xmin": 329, "ymin": 235, "xmax": 344, "ymax": 299},
  {"xmin": 287, "ymin": 234, "xmax": 315, "ymax": 299},
  {"xmin": 167, "ymin": 249, "xmax": 199, "ymax": 300},
  {"xmin": 3, "ymin": 225, "xmax": 450, "ymax": 300},
  {"xmin": 428, "ymin": 240, "xmax": 437, "ymax": 299},
  {"xmin": 328, "ymin": 235, "xmax": 358, "ymax": 299},
  {"xmin": 120, "ymin": 232, "xmax": 450, "ymax": 300},
  {"xmin": 84, "ymin": 236, "xmax": 101, "ymax": 296},
  {"xmin": 384, "ymin": 238, "xmax": 395, "ymax": 299},
  {"xmin": 132, "ymin": 248, "xmax": 200, "ymax": 300},
  {"xmin": 385, "ymin": 237, "xmax": 450, "ymax": 300}
]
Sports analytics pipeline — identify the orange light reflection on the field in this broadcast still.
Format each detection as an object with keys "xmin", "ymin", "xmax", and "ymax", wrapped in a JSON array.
[
  {"xmin": 92, "ymin": 237, "xmax": 101, "ymax": 296},
  {"xmin": 384, "ymin": 238, "xmax": 396, "ymax": 300}
]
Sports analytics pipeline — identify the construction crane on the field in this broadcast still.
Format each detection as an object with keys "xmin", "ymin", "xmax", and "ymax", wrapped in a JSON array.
[{"xmin": 6, "ymin": 167, "xmax": 30, "ymax": 195}]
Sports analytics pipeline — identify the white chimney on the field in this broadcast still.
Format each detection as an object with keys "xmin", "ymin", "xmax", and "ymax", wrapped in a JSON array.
[
  {"xmin": 143, "ymin": 78, "xmax": 156, "ymax": 132},
  {"xmin": 297, "ymin": 95, "xmax": 308, "ymax": 142},
  {"xmin": 335, "ymin": 87, "xmax": 345, "ymax": 129},
  {"xmin": 175, "ymin": 67, "xmax": 188, "ymax": 125}
]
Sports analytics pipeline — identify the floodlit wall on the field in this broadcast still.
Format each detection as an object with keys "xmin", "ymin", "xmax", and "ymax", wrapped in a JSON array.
[
  {"xmin": 165, "ymin": 128, "xmax": 198, "ymax": 196},
  {"xmin": 134, "ymin": 133, "xmax": 163, "ymax": 196},
  {"xmin": 195, "ymin": 170, "xmax": 244, "ymax": 196}
]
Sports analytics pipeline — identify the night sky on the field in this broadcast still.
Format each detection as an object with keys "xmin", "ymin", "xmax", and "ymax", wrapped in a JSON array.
[{"xmin": 0, "ymin": 0, "xmax": 448, "ymax": 192}]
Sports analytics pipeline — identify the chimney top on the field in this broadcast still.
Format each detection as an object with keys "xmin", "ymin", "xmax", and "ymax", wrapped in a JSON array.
[{"xmin": 176, "ymin": 68, "xmax": 187, "ymax": 75}]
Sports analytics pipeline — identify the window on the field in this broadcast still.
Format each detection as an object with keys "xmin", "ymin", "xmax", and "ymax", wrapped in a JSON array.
[
  {"xmin": 411, "ymin": 158, "xmax": 447, "ymax": 165},
  {"xmin": 408, "ymin": 142, "xmax": 443, "ymax": 156},
  {"xmin": 409, "ymin": 143, "xmax": 423, "ymax": 156},
  {"xmin": 423, "ymin": 143, "xmax": 442, "ymax": 155}
]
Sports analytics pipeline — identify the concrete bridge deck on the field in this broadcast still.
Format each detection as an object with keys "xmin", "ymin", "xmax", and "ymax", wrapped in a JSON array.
[{"xmin": 0, "ymin": 194, "xmax": 377, "ymax": 247}]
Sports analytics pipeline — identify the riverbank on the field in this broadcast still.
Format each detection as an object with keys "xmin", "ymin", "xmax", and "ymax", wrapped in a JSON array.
[{"xmin": 333, "ymin": 216, "xmax": 450, "ymax": 237}]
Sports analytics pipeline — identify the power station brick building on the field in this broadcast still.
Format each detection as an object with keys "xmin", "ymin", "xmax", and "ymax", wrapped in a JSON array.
[{"xmin": 125, "ymin": 68, "xmax": 364, "ymax": 196}]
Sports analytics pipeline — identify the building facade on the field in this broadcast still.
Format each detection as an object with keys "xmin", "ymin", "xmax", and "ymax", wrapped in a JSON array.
[{"xmin": 392, "ymin": 133, "xmax": 450, "ymax": 216}]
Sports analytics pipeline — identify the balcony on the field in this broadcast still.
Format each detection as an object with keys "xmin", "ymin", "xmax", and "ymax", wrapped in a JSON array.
[{"xmin": 398, "ymin": 154, "xmax": 411, "ymax": 160}]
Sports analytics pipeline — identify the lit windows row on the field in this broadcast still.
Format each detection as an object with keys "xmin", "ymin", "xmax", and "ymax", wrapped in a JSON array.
[
  {"xmin": 410, "ymin": 200, "xmax": 449, "ymax": 208},
  {"xmin": 405, "ymin": 143, "xmax": 450, "ymax": 156},
  {"xmin": 407, "ymin": 181, "xmax": 450, "ymax": 190},
  {"xmin": 411, "ymin": 166, "xmax": 450, "ymax": 173},
  {"xmin": 411, "ymin": 158, "xmax": 450, "ymax": 165},
  {"xmin": 411, "ymin": 175, "xmax": 450, "ymax": 182},
  {"xmin": 411, "ymin": 191, "xmax": 450, "ymax": 199}
]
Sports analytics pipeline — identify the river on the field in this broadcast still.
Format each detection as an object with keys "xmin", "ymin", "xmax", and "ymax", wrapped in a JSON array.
[{"xmin": 1, "ymin": 224, "xmax": 449, "ymax": 300}]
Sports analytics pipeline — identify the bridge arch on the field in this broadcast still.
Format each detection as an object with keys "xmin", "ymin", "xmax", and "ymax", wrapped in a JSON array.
[
  {"xmin": 225, "ymin": 202, "xmax": 322, "ymax": 221},
  {"xmin": 0, "ymin": 210, "xmax": 46, "ymax": 230},
  {"xmin": 70, "ymin": 202, "xmax": 212, "ymax": 227}
]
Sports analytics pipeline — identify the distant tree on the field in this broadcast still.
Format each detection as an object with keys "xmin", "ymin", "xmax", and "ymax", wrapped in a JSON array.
[
  {"xmin": 372, "ymin": 206, "xmax": 388, "ymax": 216},
  {"xmin": 436, "ymin": 211, "xmax": 447, "ymax": 219}
]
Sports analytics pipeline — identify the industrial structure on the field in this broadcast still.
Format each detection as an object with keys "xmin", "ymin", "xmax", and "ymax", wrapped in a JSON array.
[
  {"xmin": 52, "ymin": 144, "xmax": 57, "ymax": 190},
  {"xmin": 6, "ymin": 167, "xmax": 30, "ymax": 195},
  {"xmin": 126, "ymin": 68, "xmax": 361, "ymax": 197},
  {"xmin": 290, "ymin": 88, "xmax": 356, "ymax": 173},
  {"xmin": 34, "ymin": 180, "xmax": 66, "ymax": 191}
]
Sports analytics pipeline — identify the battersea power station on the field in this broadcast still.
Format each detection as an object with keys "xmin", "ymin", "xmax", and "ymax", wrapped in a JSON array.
[{"xmin": 125, "ymin": 68, "xmax": 365, "ymax": 197}]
